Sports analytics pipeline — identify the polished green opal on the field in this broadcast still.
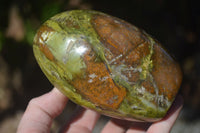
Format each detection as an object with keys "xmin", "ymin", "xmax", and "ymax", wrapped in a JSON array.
[{"xmin": 33, "ymin": 10, "xmax": 182, "ymax": 122}]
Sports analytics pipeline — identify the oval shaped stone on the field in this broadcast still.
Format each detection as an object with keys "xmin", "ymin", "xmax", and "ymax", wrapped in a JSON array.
[{"xmin": 33, "ymin": 10, "xmax": 182, "ymax": 122}]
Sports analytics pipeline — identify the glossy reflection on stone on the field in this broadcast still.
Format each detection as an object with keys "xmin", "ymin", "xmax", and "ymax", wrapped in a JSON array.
[{"xmin": 33, "ymin": 10, "xmax": 182, "ymax": 122}]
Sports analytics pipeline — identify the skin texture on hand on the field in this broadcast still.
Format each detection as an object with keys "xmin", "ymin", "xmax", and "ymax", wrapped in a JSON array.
[{"xmin": 17, "ymin": 87, "xmax": 183, "ymax": 133}]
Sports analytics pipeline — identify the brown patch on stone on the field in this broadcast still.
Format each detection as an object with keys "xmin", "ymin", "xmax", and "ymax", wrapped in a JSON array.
[
  {"xmin": 39, "ymin": 44, "xmax": 55, "ymax": 61},
  {"xmin": 121, "ymin": 69, "xmax": 140, "ymax": 84},
  {"xmin": 152, "ymin": 43, "xmax": 182, "ymax": 101},
  {"xmin": 91, "ymin": 15, "xmax": 147, "ymax": 57},
  {"xmin": 34, "ymin": 25, "xmax": 55, "ymax": 61},
  {"xmin": 125, "ymin": 42, "xmax": 150, "ymax": 67},
  {"xmin": 142, "ymin": 80, "xmax": 156, "ymax": 94},
  {"xmin": 91, "ymin": 14, "xmax": 182, "ymax": 102},
  {"xmin": 70, "ymin": 44, "xmax": 127, "ymax": 110},
  {"xmin": 91, "ymin": 14, "xmax": 152, "ymax": 83}
]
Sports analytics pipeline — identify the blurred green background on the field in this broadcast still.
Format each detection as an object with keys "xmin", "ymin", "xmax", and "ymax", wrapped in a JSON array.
[{"xmin": 0, "ymin": 0, "xmax": 200, "ymax": 132}]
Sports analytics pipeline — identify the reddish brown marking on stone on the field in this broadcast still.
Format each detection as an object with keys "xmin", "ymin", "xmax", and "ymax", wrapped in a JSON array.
[
  {"xmin": 107, "ymin": 39, "xmax": 123, "ymax": 53},
  {"xmin": 92, "ymin": 14, "xmax": 146, "ymax": 58},
  {"xmin": 152, "ymin": 43, "xmax": 182, "ymax": 101},
  {"xmin": 91, "ymin": 14, "xmax": 151, "ymax": 84},
  {"xmin": 70, "ymin": 43, "xmax": 127, "ymax": 109},
  {"xmin": 121, "ymin": 69, "xmax": 140, "ymax": 83},
  {"xmin": 34, "ymin": 25, "xmax": 55, "ymax": 61},
  {"xmin": 125, "ymin": 42, "xmax": 150, "ymax": 67},
  {"xmin": 39, "ymin": 44, "xmax": 55, "ymax": 61},
  {"xmin": 142, "ymin": 81, "xmax": 155, "ymax": 94},
  {"xmin": 92, "ymin": 14, "xmax": 182, "ymax": 102}
]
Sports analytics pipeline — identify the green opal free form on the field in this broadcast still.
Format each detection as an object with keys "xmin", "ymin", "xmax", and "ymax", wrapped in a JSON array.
[{"xmin": 33, "ymin": 10, "xmax": 182, "ymax": 122}]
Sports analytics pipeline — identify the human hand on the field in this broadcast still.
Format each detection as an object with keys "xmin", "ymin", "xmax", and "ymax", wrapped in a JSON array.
[{"xmin": 17, "ymin": 87, "xmax": 183, "ymax": 133}]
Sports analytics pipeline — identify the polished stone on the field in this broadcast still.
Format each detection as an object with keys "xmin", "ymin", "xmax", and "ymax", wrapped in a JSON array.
[{"xmin": 33, "ymin": 10, "xmax": 182, "ymax": 122}]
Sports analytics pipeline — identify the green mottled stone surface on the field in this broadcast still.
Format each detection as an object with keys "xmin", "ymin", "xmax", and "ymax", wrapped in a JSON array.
[{"xmin": 33, "ymin": 10, "xmax": 182, "ymax": 122}]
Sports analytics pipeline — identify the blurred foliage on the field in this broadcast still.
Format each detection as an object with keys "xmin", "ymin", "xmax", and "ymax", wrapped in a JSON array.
[
  {"xmin": 40, "ymin": 2, "xmax": 62, "ymax": 22},
  {"xmin": 0, "ymin": 0, "xmax": 69, "ymax": 50},
  {"xmin": 0, "ymin": 32, "xmax": 5, "ymax": 51},
  {"xmin": 24, "ymin": 20, "xmax": 37, "ymax": 46}
]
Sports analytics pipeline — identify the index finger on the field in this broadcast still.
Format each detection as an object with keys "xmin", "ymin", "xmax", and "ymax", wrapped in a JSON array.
[{"xmin": 17, "ymin": 87, "xmax": 68, "ymax": 133}]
